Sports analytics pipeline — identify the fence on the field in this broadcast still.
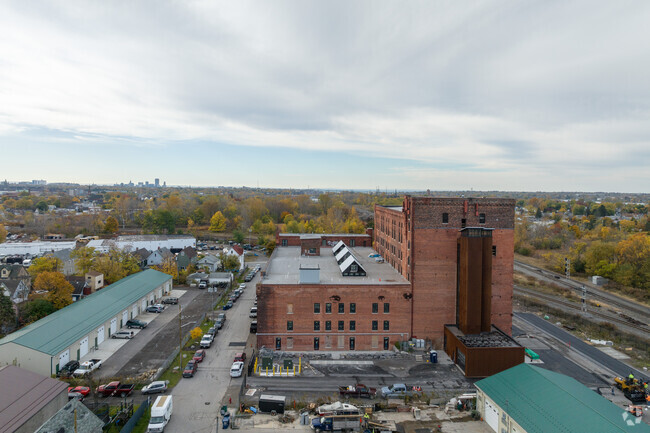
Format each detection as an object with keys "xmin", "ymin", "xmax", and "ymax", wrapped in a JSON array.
[{"xmin": 119, "ymin": 398, "xmax": 150, "ymax": 433}]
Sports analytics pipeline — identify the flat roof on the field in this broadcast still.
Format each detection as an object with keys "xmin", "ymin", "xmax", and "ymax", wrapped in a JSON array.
[
  {"xmin": 446, "ymin": 325, "xmax": 521, "ymax": 348},
  {"xmin": 0, "ymin": 365, "xmax": 68, "ymax": 432},
  {"xmin": 278, "ymin": 233, "xmax": 371, "ymax": 237},
  {"xmin": 264, "ymin": 247, "xmax": 408, "ymax": 285},
  {"xmin": 0, "ymin": 269, "xmax": 171, "ymax": 356}
]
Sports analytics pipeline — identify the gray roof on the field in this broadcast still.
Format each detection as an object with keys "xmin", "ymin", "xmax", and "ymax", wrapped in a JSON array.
[
  {"xmin": 35, "ymin": 398, "xmax": 104, "ymax": 433},
  {"xmin": 278, "ymin": 233, "xmax": 371, "ymax": 237},
  {"xmin": 0, "ymin": 365, "xmax": 68, "ymax": 432},
  {"xmin": 0, "ymin": 269, "xmax": 171, "ymax": 356},
  {"xmin": 264, "ymin": 247, "xmax": 408, "ymax": 285}
]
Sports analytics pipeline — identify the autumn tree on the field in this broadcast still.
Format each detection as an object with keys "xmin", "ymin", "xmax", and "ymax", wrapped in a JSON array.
[
  {"xmin": 219, "ymin": 253, "xmax": 240, "ymax": 271},
  {"xmin": 209, "ymin": 211, "xmax": 227, "ymax": 232},
  {"xmin": 33, "ymin": 272, "xmax": 74, "ymax": 309},
  {"xmin": 28, "ymin": 257, "xmax": 63, "ymax": 278},
  {"xmin": 0, "ymin": 224, "xmax": 6, "ymax": 243},
  {"xmin": 190, "ymin": 327, "xmax": 203, "ymax": 340},
  {"xmin": 71, "ymin": 247, "xmax": 97, "ymax": 275},
  {"xmin": 103, "ymin": 216, "xmax": 119, "ymax": 234},
  {"xmin": 0, "ymin": 292, "xmax": 15, "ymax": 335},
  {"xmin": 91, "ymin": 249, "xmax": 140, "ymax": 284},
  {"xmin": 153, "ymin": 257, "xmax": 179, "ymax": 282}
]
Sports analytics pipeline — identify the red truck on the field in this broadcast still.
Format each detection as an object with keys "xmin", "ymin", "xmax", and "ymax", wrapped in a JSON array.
[
  {"xmin": 338, "ymin": 383, "xmax": 377, "ymax": 398},
  {"xmin": 96, "ymin": 381, "xmax": 135, "ymax": 398}
]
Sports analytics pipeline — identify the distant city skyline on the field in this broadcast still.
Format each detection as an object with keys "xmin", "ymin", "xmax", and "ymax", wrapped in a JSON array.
[{"xmin": 1, "ymin": 2, "xmax": 649, "ymax": 193}]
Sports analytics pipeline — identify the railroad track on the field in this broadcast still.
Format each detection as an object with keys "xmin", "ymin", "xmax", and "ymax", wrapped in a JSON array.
[
  {"xmin": 513, "ymin": 285, "xmax": 650, "ymax": 334},
  {"xmin": 514, "ymin": 261, "xmax": 650, "ymax": 318}
]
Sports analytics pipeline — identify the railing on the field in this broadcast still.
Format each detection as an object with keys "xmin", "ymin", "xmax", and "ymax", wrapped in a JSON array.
[{"xmin": 119, "ymin": 398, "xmax": 150, "ymax": 433}]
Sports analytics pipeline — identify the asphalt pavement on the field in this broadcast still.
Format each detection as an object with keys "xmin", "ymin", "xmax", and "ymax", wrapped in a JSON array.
[{"xmin": 515, "ymin": 312, "xmax": 648, "ymax": 381}]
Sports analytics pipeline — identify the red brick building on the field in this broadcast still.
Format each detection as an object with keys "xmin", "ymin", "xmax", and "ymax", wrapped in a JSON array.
[
  {"xmin": 374, "ymin": 196, "xmax": 515, "ymax": 342},
  {"xmin": 257, "ymin": 235, "xmax": 411, "ymax": 352}
]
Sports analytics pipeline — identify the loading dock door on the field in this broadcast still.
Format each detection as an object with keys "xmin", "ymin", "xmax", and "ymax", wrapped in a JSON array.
[
  {"xmin": 484, "ymin": 399, "xmax": 498, "ymax": 432},
  {"xmin": 149, "ymin": 294, "xmax": 154, "ymax": 305},
  {"xmin": 59, "ymin": 350, "xmax": 70, "ymax": 368},
  {"xmin": 97, "ymin": 326, "xmax": 105, "ymax": 345},
  {"xmin": 110, "ymin": 318, "xmax": 117, "ymax": 335},
  {"xmin": 132, "ymin": 305, "xmax": 137, "ymax": 319},
  {"xmin": 122, "ymin": 311, "xmax": 128, "ymax": 327},
  {"xmin": 157, "ymin": 288, "xmax": 162, "ymax": 298},
  {"xmin": 79, "ymin": 337, "xmax": 89, "ymax": 358},
  {"xmin": 141, "ymin": 299, "xmax": 147, "ymax": 311}
]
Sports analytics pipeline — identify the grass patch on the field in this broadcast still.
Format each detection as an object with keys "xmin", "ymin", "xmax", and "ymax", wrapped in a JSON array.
[{"xmin": 158, "ymin": 350, "xmax": 196, "ymax": 389}]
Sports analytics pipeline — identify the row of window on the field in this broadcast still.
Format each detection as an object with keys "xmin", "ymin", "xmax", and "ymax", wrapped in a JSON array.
[
  {"xmin": 286, "ymin": 320, "xmax": 390, "ymax": 331},
  {"xmin": 274, "ymin": 336, "xmax": 391, "ymax": 350},
  {"xmin": 314, "ymin": 302, "xmax": 390, "ymax": 314},
  {"xmin": 441, "ymin": 212, "xmax": 486, "ymax": 225}
]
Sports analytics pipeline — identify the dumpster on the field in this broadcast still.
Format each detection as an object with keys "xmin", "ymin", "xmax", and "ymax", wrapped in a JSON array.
[
  {"xmin": 220, "ymin": 405, "xmax": 228, "ymax": 416},
  {"xmin": 429, "ymin": 350, "xmax": 438, "ymax": 364}
]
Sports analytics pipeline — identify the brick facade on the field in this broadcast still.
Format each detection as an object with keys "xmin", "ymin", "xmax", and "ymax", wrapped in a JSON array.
[
  {"xmin": 257, "ymin": 282, "xmax": 411, "ymax": 351},
  {"xmin": 374, "ymin": 196, "xmax": 515, "ymax": 342}
]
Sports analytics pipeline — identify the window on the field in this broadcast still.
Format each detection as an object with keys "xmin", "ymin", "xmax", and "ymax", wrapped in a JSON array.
[
  {"xmin": 442, "ymin": 212, "xmax": 449, "ymax": 224},
  {"xmin": 338, "ymin": 336, "xmax": 344, "ymax": 348},
  {"xmin": 287, "ymin": 321, "xmax": 293, "ymax": 331},
  {"xmin": 371, "ymin": 336, "xmax": 378, "ymax": 348},
  {"xmin": 350, "ymin": 264, "xmax": 358, "ymax": 273},
  {"xmin": 384, "ymin": 303, "xmax": 390, "ymax": 313},
  {"xmin": 287, "ymin": 337, "xmax": 293, "ymax": 349},
  {"xmin": 479, "ymin": 213, "xmax": 486, "ymax": 224},
  {"xmin": 322, "ymin": 239, "xmax": 327, "ymax": 246},
  {"xmin": 383, "ymin": 337, "xmax": 389, "ymax": 350},
  {"xmin": 281, "ymin": 239, "xmax": 288, "ymax": 246},
  {"xmin": 275, "ymin": 338, "xmax": 281, "ymax": 350},
  {"xmin": 287, "ymin": 303, "xmax": 293, "ymax": 314},
  {"xmin": 314, "ymin": 303, "xmax": 320, "ymax": 314},
  {"xmin": 314, "ymin": 337, "xmax": 319, "ymax": 350},
  {"xmin": 349, "ymin": 337, "xmax": 355, "ymax": 350},
  {"xmin": 372, "ymin": 303, "xmax": 378, "ymax": 314},
  {"xmin": 349, "ymin": 320, "xmax": 356, "ymax": 331},
  {"xmin": 384, "ymin": 320, "xmax": 390, "ymax": 330},
  {"xmin": 314, "ymin": 321, "xmax": 320, "ymax": 331},
  {"xmin": 308, "ymin": 248, "xmax": 317, "ymax": 254},
  {"xmin": 461, "ymin": 218, "xmax": 467, "ymax": 228},
  {"xmin": 338, "ymin": 303, "xmax": 344, "ymax": 314},
  {"xmin": 325, "ymin": 321, "xmax": 331, "ymax": 331},
  {"xmin": 492, "ymin": 245, "xmax": 497, "ymax": 256},
  {"xmin": 350, "ymin": 303, "xmax": 356, "ymax": 314},
  {"xmin": 325, "ymin": 303, "xmax": 332, "ymax": 314},
  {"xmin": 338, "ymin": 320, "xmax": 344, "ymax": 331},
  {"xmin": 350, "ymin": 239, "xmax": 355, "ymax": 247},
  {"xmin": 372, "ymin": 320, "xmax": 378, "ymax": 330}
]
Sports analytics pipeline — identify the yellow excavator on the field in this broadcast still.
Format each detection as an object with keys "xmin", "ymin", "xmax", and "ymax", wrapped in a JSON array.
[{"xmin": 614, "ymin": 376, "xmax": 647, "ymax": 402}]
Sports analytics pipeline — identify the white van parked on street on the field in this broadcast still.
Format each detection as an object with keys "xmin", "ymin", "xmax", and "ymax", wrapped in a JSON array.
[
  {"xmin": 148, "ymin": 395, "xmax": 172, "ymax": 432},
  {"xmin": 249, "ymin": 307, "xmax": 257, "ymax": 318}
]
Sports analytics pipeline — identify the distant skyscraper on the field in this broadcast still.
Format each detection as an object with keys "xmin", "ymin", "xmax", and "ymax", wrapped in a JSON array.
[{"xmin": 155, "ymin": 178, "xmax": 160, "ymax": 187}]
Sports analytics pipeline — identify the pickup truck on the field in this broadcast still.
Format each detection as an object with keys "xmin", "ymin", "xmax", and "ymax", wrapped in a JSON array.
[
  {"xmin": 72, "ymin": 359, "xmax": 102, "ymax": 377},
  {"xmin": 380, "ymin": 383, "xmax": 420, "ymax": 398},
  {"xmin": 96, "ymin": 381, "xmax": 135, "ymax": 397},
  {"xmin": 339, "ymin": 383, "xmax": 377, "ymax": 398}
]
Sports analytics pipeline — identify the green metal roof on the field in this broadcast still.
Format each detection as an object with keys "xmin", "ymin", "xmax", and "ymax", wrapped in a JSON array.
[
  {"xmin": 0, "ymin": 270, "xmax": 171, "ymax": 356},
  {"xmin": 476, "ymin": 364, "xmax": 650, "ymax": 433}
]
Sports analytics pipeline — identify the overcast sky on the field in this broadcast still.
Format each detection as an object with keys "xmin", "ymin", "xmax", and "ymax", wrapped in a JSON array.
[{"xmin": 1, "ymin": 1, "xmax": 649, "ymax": 192}]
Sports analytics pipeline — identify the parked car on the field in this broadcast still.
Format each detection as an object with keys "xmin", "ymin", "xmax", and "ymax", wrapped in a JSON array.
[
  {"xmin": 147, "ymin": 305, "xmax": 164, "ymax": 313},
  {"xmin": 249, "ymin": 307, "xmax": 257, "ymax": 318},
  {"xmin": 207, "ymin": 327, "xmax": 217, "ymax": 337},
  {"xmin": 338, "ymin": 383, "xmax": 377, "ymax": 398},
  {"xmin": 223, "ymin": 301, "xmax": 233, "ymax": 310},
  {"xmin": 68, "ymin": 390, "xmax": 84, "ymax": 401},
  {"xmin": 141, "ymin": 380, "xmax": 169, "ymax": 395},
  {"xmin": 244, "ymin": 274, "xmax": 253, "ymax": 282},
  {"xmin": 250, "ymin": 321, "xmax": 257, "ymax": 333},
  {"xmin": 234, "ymin": 352, "xmax": 246, "ymax": 363},
  {"xmin": 230, "ymin": 361, "xmax": 244, "ymax": 378},
  {"xmin": 198, "ymin": 281, "xmax": 207, "ymax": 289},
  {"xmin": 96, "ymin": 381, "xmax": 135, "ymax": 397},
  {"xmin": 57, "ymin": 360, "xmax": 80, "ymax": 378},
  {"xmin": 126, "ymin": 319, "xmax": 147, "ymax": 329},
  {"xmin": 111, "ymin": 330, "xmax": 134, "ymax": 339},
  {"xmin": 162, "ymin": 297, "xmax": 178, "ymax": 305},
  {"xmin": 72, "ymin": 359, "xmax": 102, "ymax": 377},
  {"xmin": 218, "ymin": 313, "xmax": 226, "ymax": 322},
  {"xmin": 183, "ymin": 361, "xmax": 197, "ymax": 378},
  {"xmin": 215, "ymin": 318, "xmax": 224, "ymax": 329},
  {"xmin": 239, "ymin": 283, "xmax": 246, "ymax": 290},
  {"xmin": 153, "ymin": 303, "xmax": 165, "ymax": 310},
  {"xmin": 68, "ymin": 386, "xmax": 90, "ymax": 397},
  {"xmin": 193, "ymin": 349, "xmax": 206, "ymax": 363},
  {"xmin": 200, "ymin": 335, "xmax": 213, "ymax": 348}
]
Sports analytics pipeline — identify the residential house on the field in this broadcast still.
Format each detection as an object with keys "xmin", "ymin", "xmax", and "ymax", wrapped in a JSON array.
[
  {"xmin": 0, "ymin": 264, "xmax": 31, "ymax": 304},
  {"xmin": 46, "ymin": 249, "xmax": 75, "ymax": 276},
  {"xmin": 133, "ymin": 248, "xmax": 150, "ymax": 269},
  {"xmin": 196, "ymin": 255, "xmax": 220, "ymax": 273},
  {"xmin": 176, "ymin": 246, "xmax": 198, "ymax": 271},
  {"xmin": 186, "ymin": 272, "xmax": 208, "ymax": 286},
  {"xmin": 35, "ymin": 399, "xmax": 104, "ymax": 433},
  {"xmin": 85, "ymin": 271, "xmax": 103, "ymax": 292},
  {"xmin": 66, "ymin": 276, "xmax": 89, "ymax": 302},
  {"xmin": 222, "ymin": 245, "xmax": 245, "ymax": 271},
  {"xmin": 146, "ymin": 247, "xmax": 174, "ymax": 267}
]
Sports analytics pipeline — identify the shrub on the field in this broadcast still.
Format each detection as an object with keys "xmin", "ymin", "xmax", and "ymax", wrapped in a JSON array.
[{"xmin": 190, "ymin": 327, "xmax": 203, "ymax": 340}]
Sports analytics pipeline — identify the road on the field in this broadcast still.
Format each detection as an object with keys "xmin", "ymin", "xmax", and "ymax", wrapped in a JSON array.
[
  {"xmin": 515, "ymin": 312, "xmax": 648, "ymax": 381},
  {"xmin": 166, "ymin": 261, "xmax": 265, "ymax": 433}
]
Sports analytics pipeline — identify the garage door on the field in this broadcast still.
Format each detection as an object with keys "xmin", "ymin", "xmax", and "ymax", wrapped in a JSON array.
[
  {"xmin": 59, "ymin": 350, "xmax": 70, "ymax": 368},
  {"xmin": 79, "ymin": 337, "xmax": 89, "ymax": 358},
  {"xmin": 132, "ymin": 305, "xmax": 138, "ymax": 319},
  {"xmin": 484, "ymin": 399, "xmax": 499, "ymax": 432},
  {"xmin": 122, "ymin": 311, "xmax": 128, "ymax": 327},
  {"xmin": 97, "ymin": 326, "xmax": 105, "ymax": 345},
  {"xmin": 110, "ymin": 318, "xmax": 117, "ymax": 335},
  {"xmin": 149, "ymin": 294, "xmax": 154, "ymax": 304},
  {"xmin": 141, "ymin": 299, "xmax": 147, "ymax": 311},
  {"xmin": 157, "ymin": 288, "xmax": 162, "ymax": 298}
]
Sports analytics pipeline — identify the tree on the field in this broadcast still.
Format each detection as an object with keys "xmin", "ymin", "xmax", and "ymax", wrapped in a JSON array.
[
  {"xmin": 0, "ymin": 292, "xmax": 16, "ymax": 335},
  {"xmin": 219, "ymin": 253, "xmax": 240, "ymax": 271},
  {"xmin": 91, "ymin": 249, "xmax": 140, "ymax": 284},
  {"xmin": 0, "ymin": 224, "xmax": 6, "ymax": 243},
  {"xmin": 190, "ymin": 327, "xmax": 203, "ymax": 340},
  {"xmin": 35, "ymin": 201, "xmax": 49, "ymax": 213},
  {"xmin": 209, "ymin": 211, "xmax": 227, "ymax": 232},
  {"xmin": 33, "ymin": 271, "xmax": 74, "ymax": 309},
  {"xmin": 71, "ymin": 247, "xmax": 97, "ymax": 275},
  {"xmin": 153, "ymin": 257, "xmax": 179, "ymax": 282},
  {"xmin": 103, "ymin": 216, "xmax": 119, "ymax": 234},
  {"xmin": 232, "ymin": 230, "xmax": 245, "ymax": 243},
  {"xmin": 28, "ymin": 257, "xmax": 62, "ymax": 278},
  {"xmin": 20, "ymin": 299, "xmax": 56, "ymax": 324}
]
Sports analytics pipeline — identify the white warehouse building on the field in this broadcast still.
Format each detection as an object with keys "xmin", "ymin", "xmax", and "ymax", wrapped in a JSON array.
[
  {"xmin": 0, "ymin": 269, "xmax": 172, "ymax": 377},
  {"xmin": 86, "ymin": 235, "xmax": 195, "ymax": 253}
]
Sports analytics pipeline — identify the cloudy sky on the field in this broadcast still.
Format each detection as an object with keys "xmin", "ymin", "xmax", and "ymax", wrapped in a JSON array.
[{"xmin": 1, "ymin": 1, "xmax": 649, "ymax": 192}]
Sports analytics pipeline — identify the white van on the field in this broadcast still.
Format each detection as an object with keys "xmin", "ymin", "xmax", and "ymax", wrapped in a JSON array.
[
  {"xmin": 148, "ymin": 395, "xmax": 172, "ymax": 432},
  {"xmin": 249, "ymin": 307, "xmax": 257, "ymax": 318},
  {"xmin": 22, "ymin": 259, "xmax": 32, "ymax": 267}
]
